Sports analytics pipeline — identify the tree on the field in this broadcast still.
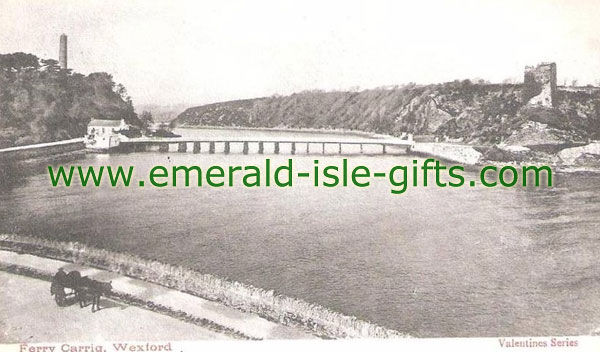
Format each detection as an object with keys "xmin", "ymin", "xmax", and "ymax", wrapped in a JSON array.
[
  {"xmin": 41, "ymin": 59, "xmax": 60, "ymax": 73},
  {"xmin": 139, "ymin": 111, "xmax": 153, "ymax": 130},
  {"xmin": 0, "ymin": 52, "xmax": 39, "ymax": 71}
]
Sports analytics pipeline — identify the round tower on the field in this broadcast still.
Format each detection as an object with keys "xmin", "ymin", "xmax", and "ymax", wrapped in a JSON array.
[{"xmin": 59, "ymin": 34, "xmax": 68, "ymax": 70}]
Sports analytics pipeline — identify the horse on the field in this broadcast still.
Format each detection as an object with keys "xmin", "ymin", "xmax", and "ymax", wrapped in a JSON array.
[{"xmin": 76, "ymin": 276, "xmax": 113, "ymax": 312}]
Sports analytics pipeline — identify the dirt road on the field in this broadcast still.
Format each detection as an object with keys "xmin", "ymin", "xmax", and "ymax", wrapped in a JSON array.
[{"xmin": 0, "ymin": 271, "xmax": 230, "ymax": 342}]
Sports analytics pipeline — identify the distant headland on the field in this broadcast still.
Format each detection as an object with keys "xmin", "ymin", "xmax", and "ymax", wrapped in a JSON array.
[{"xmin": 174, "ymin": 62, "xmax": 600, "ymax": 169}]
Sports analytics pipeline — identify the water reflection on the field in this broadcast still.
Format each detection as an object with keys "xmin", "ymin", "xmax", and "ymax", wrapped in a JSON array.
[
  {"xmin": 0, "ymin": 159, "xmax": 25, "ymax": 191},
  {"xmin": 0, "ymin": 152, "xmax": 86, "ymax": 192}
]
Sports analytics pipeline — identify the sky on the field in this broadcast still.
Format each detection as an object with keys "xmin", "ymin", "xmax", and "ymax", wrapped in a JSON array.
[{"xmin": 1, "ymin": 0, "xmax": 600, "ymax": 107}]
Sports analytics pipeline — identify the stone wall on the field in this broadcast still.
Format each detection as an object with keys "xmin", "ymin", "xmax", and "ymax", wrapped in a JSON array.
[
  {"xmin": 0, "ymin": 234, "xmax": 407, "ymax": 339},
  {"xmin": 0, "ymin": 138, "xmax": 84, "ymax": 163}
]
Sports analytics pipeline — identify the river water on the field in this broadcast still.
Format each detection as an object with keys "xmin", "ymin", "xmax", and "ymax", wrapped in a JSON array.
[{"xmin": 0, "ymin": 128, "xmax": 599, "ymax": 337}]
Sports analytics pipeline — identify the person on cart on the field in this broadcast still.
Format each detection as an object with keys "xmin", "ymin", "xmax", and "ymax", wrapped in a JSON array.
[
  {"xmin": 50, "ymin": 268, "xmax": 68, "ymax": 306},
  {"xmin": 54, "ymin": 268, "xmax": 67, "ymax": 283}
]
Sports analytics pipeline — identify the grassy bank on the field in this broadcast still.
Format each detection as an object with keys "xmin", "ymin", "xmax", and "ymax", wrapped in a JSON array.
[{"xmin": 0, "ymin": 234, "xmax": 407, "ymax": 339}]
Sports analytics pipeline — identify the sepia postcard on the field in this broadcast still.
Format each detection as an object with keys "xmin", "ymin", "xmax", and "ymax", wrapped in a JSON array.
[{"xmin": 1, "ymin": 1, "xmax": 599, "ymax": 351}]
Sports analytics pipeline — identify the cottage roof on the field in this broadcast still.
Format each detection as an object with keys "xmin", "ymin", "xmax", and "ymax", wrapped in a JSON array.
[{"xmin": 88, "ymin": 119, "xmax": 123, "ymax": 127}]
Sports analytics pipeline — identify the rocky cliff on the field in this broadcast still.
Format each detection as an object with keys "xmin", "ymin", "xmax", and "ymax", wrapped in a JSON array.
[{"xmin": 175, "ymin": 81, "xmax": 600, "ymax": 148}]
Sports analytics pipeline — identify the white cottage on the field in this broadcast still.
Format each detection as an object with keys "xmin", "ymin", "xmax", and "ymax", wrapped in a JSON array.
[{"xmin": 85, "ymin": 119, "xmax": 129, "ymax": 151}]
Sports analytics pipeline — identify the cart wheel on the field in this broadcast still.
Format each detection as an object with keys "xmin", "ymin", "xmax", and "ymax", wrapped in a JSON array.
[{"xmin": 55, "ymin": 293, "xmax": 65, "ymax": 306}]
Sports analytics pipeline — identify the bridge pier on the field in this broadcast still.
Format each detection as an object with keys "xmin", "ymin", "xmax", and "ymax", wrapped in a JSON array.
[{"xmin": 119, "ymin": 139, "xmax": 411, "ymax": 156}]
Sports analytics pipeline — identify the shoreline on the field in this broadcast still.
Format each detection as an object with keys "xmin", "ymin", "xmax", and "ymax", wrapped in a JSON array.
[
  {"xmin": 408, "ymin": 142, "xmax": 600, "ymax": 174},
  {"xmin": 3, "ymin": 127, "xmax": 598, "ymax": 180},
  {"xmin": 0, "ymin": 234, "xmax": 407, "ymax": 339},
  {"xmin": 175, "ymin": 125, "xmax": 395, "ymax": 139},
  {"xmin": 175, "ymin": 126, "xmax": 600, "ymax": 173}
]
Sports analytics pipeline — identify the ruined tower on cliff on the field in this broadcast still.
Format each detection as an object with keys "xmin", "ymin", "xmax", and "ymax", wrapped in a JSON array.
[
  {"xmin": 523, "ymin": 62, "xmax": 556, "ymax": 107},
  {"xmin": 59, "ymin": 34, "xmax": 67, "ymax": 70}
]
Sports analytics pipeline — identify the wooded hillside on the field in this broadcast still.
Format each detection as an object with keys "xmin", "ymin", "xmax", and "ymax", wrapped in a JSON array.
[
  {"xmin": 0, "ymin": 52, "xmax": 140, "ymax": 148},
  {"xmin": 175, "ymin": 81, "xmax": 600, "ymax": 145}
]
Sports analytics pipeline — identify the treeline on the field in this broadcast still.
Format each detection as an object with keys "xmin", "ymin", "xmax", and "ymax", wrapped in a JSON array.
[
  {"xmin": 175, "ymin": 81, "xmax": 600, "ymax": 144},
  {"xmin": 0, "ymin": 52, "xmax": 140, "ymax": 148}
]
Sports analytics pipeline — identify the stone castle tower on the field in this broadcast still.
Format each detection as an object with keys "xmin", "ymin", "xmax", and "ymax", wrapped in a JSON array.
[
  {"xmin": 59, "ymin": 34, "xmax": 68, "ymax": 70},
  {"xmin": 523, "ymin": 62, "xmax": 557, "ymax": 107}
]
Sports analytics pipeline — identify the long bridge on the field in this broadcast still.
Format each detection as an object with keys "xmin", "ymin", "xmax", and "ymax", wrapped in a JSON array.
[
  {"xmin": 119, "ymin": 137, "xmax": 414, "ymax": 155},
  {"xmin": 0, "ymin": 136, "xmax": 414, "ymax": 163}
]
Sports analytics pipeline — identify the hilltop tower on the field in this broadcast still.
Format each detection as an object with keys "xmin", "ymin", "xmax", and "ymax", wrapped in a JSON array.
[
  {"xmin": 59, "ymin": 34, "xmax": 68, "ymax": 69},
  {"xmin": 523, "ymin": 62, "xmax": 556, "ymax": 107}
]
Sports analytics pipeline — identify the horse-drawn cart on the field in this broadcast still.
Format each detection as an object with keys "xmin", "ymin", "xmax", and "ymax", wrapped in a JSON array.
[{"xmin": 50, "ymin": 269, "xmax": 112, "ymax": 312}]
